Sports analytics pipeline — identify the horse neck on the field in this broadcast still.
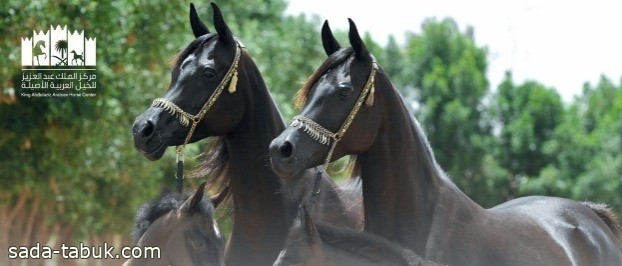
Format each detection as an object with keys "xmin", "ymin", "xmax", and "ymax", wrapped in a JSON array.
[
  {"xmin": 223, "ymin": 55, "xmax": 293, "ymax": 265},
  {"xmin": 357, "ymin": 76, "xmax": 480, "ymax": 255}
]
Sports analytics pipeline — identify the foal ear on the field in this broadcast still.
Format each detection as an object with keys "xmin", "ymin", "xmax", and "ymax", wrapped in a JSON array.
[
  {"xmin": 209, "ymin": 185, "xmax": 229, "ymax": 208},
  {"xmin": 321, "ymin": 20, "xmax": 341, "ymax": 56},
  {"xmin": 348, "ymin": 18, "xmax": 371, "ymax": 60},
  {"xmin": 211, "ymin": 2, "xmax": 235, "ymax": 44},
  {"xmin": 189, "ymin": 3, "xmax": 210, "ymax": 38},
  {"xmin": 182, "ymin": 181, "xmax": 208, "ymax": 213},
  {"xmin": 301, "ymin": 205, "xmax": 320, "ymax": 243}
]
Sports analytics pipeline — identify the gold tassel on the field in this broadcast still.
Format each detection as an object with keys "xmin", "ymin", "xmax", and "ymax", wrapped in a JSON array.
[
  {"xmin": 228, "ymin": 70, "xmax": 238, "ymax": 93},
  {"xmin": 365, "ymin": 85, "xmax": 375, "ymax": 107}
]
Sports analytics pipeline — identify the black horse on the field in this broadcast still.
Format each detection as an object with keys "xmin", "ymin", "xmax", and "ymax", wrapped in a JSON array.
[
  {"xmin": 132, "ymin": 3, "xmax": 361, "ymax": 266},
  {"xmin": 270, "ymin": 19, "xmax": 622, "ymax": 265}
]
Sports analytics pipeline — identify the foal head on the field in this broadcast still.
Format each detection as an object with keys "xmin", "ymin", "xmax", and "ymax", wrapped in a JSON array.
[
  {"xmin": 273, "ymin": 205, "xmax": 325, "ymax": 266},
  {"xmin": 125, "ymin": 182, "xmax": 226, "ymax": 266},
  {"xmin": 270, "ymin": 19, "xmax": 383, "ymax": 179},
  {"xmin": 133, "ymin": 3, "xmax": 247, "ymax": 160}
]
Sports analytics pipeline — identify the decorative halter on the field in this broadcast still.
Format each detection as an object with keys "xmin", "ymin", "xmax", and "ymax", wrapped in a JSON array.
[
  {"xmin": 291, "ymin": 60, "xmax": 378, "ymax": 170},
  {"xmin": 292, "ymin": 60, "xmax": 378, "ymax": 209},
  {"xmin": 151, "ymin": 40, "xmax": 244, "ymax": 192}
]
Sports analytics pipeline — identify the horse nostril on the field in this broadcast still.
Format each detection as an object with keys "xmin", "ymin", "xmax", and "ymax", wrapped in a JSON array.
[
  {"xmin": 141, "ymin": 120, "xmax": 155, "ymax": 138},
  {"xmin": 279, "ymin": 141, "xmax": 294, "ymax": 158}
]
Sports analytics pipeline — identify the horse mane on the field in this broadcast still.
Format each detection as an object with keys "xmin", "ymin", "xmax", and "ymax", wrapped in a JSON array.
[
  {"xmin": 314, "ymin": 223, "xmax": 431, "ymax": 266},
  {"xmin": 294, "ymin": 48, "xmax": 355, "ymax": 109},
  {"xmin": 131, "ymin": 189, "xmax": 215, "ymax": 244},
  {"xmin": 188, "ymin": 42, "xmax": 280, "ymax": 206},
  {"xmin": 189, "ymin": 137, "xmax": 231, "ymax": 202}
]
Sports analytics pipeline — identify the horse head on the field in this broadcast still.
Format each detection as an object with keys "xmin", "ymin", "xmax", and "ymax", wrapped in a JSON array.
[
  {"xmin": 133, "ymin": 2, "xmax": 247, "ymax": 160},
  {"xmin": 273, "ymin": 205, "xmax": 324, "ymax": 266},
  {"xmin": 270, "ymin": 19, "xmax": 382, "ymax": 179},
  {"xmin": 125, "ymin": 182, "xmax": 225, "ymax": 266}
]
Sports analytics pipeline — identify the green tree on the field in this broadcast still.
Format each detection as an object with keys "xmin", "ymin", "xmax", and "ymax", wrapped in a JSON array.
[
  {"xmin": 520, "ymin": 76, "xmax": 622, "ymax": 213},
  {"xmin": 491, "ymin": 72, "xmax": 564, "ymax": 201},
  {"xmin": 494, "ymin": 72, "xmax": 564, "ymax": 177}
]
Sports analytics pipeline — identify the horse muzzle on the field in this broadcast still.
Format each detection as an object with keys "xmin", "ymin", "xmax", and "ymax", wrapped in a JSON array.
[{"xmin": 132, "ymin": 108, "xmax": 171, "ymax": 161}]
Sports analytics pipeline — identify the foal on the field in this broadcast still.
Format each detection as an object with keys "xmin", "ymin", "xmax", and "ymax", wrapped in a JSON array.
[
  {"xmin": 124, "ymin": 182, "xmax": 226, "ymax": 266},
  {"xmin": 274, "ymin": 205, "xmax": 441, "ymax": 266}
]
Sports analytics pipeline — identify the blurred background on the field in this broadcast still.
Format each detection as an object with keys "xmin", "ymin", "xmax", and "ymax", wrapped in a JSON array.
[{"xmin": 1, "ymin": 0, "xmax": 621, "ymax": 265}]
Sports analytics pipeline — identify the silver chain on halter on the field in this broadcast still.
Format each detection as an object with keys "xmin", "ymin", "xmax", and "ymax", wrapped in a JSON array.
[{"xmin": 150, "ymin": 40, "xmax": 244, "ymax": 192}]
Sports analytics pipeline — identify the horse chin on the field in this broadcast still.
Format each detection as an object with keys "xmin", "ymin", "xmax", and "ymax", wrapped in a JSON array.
[
  {"xmin": 271, "ymin": 157, "xmax": 307, "ymax": 180},
  {"xmin": 140, "ymin": 143, "xmax": 169, "ymax": 161}
]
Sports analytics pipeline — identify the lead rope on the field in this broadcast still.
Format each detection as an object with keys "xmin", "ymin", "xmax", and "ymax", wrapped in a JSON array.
[
  {"xmin": 151, "ymin": 41, "xmax": 243, "ymax": 193},
  {"xmin": 298, "ymin": 60, "xmax": 378, "ymax": 212}
]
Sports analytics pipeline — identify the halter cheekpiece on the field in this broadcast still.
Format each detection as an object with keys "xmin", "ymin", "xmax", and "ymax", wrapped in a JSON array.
[{"xmin": 150, "ymin": 40, "xmax": 244, "ymax": 192}]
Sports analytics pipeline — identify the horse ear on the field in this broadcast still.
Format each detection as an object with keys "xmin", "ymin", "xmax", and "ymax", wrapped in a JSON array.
[
  {"xmin": 301, "ymin": 205, "xmax": 320, "ymax": 243},
  {"xmin": 348, "ymin": 18, "xmax": 371, "ymax": 59},
  {"xmin": 209, "ymin": 185, "xmax": 229, "ymax": 208},
  {"xmin": 211, "ymin": 2, "xmax": 235, "ymax": 44},
  {"xmin": 321, "ymin": 20, "xmax": 341, "ymax": 56},
  {"xmin": 189, "ymin": 3, "xmax": 210, "ymax": 38},
  {"xmin": 182, "ymin": 182, "xmax": 208, "ymax": 213}
]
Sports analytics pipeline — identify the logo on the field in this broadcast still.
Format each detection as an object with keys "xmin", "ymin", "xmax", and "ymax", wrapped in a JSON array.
[
  {"xmin": 21, "ymin": 25, "xmax": 96, "ymax": 67},
  {"xmin": 20, "ymin": 25, "xmax": 97, "ymax": 98}
]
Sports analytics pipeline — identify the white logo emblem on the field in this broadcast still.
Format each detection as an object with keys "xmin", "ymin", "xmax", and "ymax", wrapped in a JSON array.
[{"xmin": 21, "ymin": 25, "xmax": 96, "ymax": 66}]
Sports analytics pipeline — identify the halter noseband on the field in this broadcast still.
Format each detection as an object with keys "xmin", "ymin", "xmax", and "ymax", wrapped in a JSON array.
[
  {"xmin": 151, "ymin": 40, "xmax": 244, "ymax": 192},
  {"xmin": 291, "ymin": 60, "xmax": 378, "ymax": 170}
]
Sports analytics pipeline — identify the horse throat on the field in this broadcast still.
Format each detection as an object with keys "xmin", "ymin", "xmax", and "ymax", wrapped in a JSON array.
[{"xmin": 221, "ymin": 58, "xmax": 293, "ymax": 265}]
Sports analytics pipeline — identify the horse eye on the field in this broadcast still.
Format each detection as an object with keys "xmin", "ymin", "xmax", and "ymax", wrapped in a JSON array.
[
  {"xmin": 203, "ymin": 68, "xmax": 216, "ymax": 78},
  {"xmin": 337, "ymin": 87, "xmax": 352, "ymax": 99},
  {"xmin": 192, "ymin": 238, "xmax": 204, "ymax": 248},
  {"xmin": 188, "ymin": 234, "xmax": 205, "ymax": 248}
]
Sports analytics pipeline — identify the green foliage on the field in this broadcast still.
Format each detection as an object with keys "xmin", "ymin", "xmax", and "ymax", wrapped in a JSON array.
[
  {"xmin": 519, "ymin": 76, "xmax": 622, "ymax": 213},
  {"xmin": 494, "ymin": 72, "xmax": 564, "ymax": 178},
  {"xmin": 0, "ymin": 0, "xmax": 200, "ymax": 238}
]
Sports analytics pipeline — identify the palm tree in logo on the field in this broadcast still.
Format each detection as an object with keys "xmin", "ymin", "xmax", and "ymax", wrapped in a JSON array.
[{"xmin": 54, "ymin": 40, "xmax": 68, "ymax": 66}]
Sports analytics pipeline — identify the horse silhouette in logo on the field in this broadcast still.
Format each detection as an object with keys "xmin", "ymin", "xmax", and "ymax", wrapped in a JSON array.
[
  {"xmin": 70, "ymin": 50, "xmax": 84, "ymax": 66},
  {"xmin": 33, "ymin": 40, "xmax": 47, "ymax": 66}
]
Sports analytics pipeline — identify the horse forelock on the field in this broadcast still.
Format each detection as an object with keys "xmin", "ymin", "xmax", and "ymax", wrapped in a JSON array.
[
  {"xmin": 294, "ymin": 48, "xmax": 355, "ymax": 109},
  {"xmin": 169, "ymin": 33, "xmax": 218, "ymax": 69}
]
